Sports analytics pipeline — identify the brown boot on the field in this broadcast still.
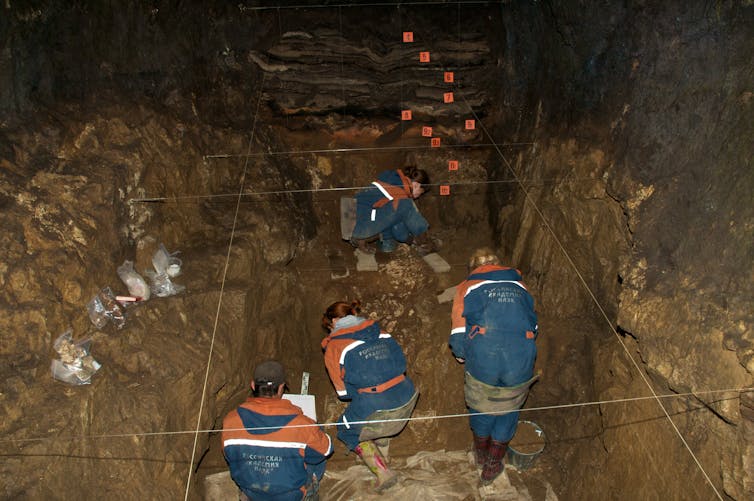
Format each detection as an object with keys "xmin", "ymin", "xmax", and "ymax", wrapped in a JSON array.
[
  {"xmin": 350, "ymin": 237, "xmax": 377, "ymax": 254},
  {"xmin": 411, "ymin": 232, "xmax": 437, "ymax": 256},
  {"xmin": 355, "ymin": 440, "xmax": 399, "ymax": 492},
  {"xmin": 472, "ymin": 435, "xmax": 491, "ymax": 467},
  {"xmin": 480, "ymin": 440, "xmax": 508, "ymax": 484}
]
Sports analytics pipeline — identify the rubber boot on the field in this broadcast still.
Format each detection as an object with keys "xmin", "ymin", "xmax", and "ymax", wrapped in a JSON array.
[
  {"xmin": 480, "ymin": 440, "xmax": 508, "ymax": 484},
  {"xmin": 472, "ymin": 435, "xmax": 491, "ymax": 467},
  {"xmin": 355, "ymin": 440, "xmax": 399, "ymax": 492},
  {"xmin": 375, "ymin": 437, "xmax": 391, "ymax": 462}
]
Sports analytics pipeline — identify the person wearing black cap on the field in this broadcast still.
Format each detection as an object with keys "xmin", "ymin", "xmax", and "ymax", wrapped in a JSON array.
[{"xmin": 222, "ymin": 360, "xmax": 333, "ymax": 501}]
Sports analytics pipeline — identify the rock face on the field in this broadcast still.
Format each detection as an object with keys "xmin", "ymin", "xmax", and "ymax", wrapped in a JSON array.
[{"xmin": 0, "ymin": 1, "xmax": 752, "ymax": 500}]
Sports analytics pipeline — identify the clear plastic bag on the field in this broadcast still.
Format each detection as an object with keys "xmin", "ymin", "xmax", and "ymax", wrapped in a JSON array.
[
  {"xmin": 50, "ymin": 331, "xmax": 101, "ymax": 385},
  {"xmin": 152, "ymin": 243, "xmax": 182, "ymax": 277},
  {"xmin": 116, "ymin": 260, "xmax": 151, "ymax": 300},
  {"xmin": 146, "ymin": 271, "xmax": 186, "ymax": 297},
  {"xmin": 87, "ymin": 287, "xmax": 126, "ymax": 329},
  {"xmin": 147, "ymin": 244, "xmax": 185, "ymax": 297}
]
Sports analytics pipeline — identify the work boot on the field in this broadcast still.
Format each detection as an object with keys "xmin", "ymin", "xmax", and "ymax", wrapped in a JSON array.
[
  {"xmin": 411, "ymin": 232, "xmax": 437, "ymax": 256},
  {"xmin": 377, "ymin": 237, "xmax": 398, "ymax": 253},
  {"xmin": 472, "ymin": 435, "xmax": 491, "ymax": 467},
  {"xmin": 355, "ymin": 440, "xmax": 399, "ymax": 492},
  {"xmin": 350, "ymin": 237, "xmax": 377, "ymax": 254},
  {"xmin": 480, "ymin": 440, "xmax": 508, "ymax": 484}
]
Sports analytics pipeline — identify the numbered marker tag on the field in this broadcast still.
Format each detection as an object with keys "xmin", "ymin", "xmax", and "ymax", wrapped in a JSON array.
[
  {"xmin": 419, "ymin": 51, "xmax": 430, "ymax": 63},
  {"xmin": 448, "ymin": 160, "xmax": 459, "ymax": 171},
  {"xmin": 465, "ymin": 119, "xmax": 476, "ymax": 130},
  {"xmin": 440, "ymin": 185, "xmax": 451, "ymax": 196},
  {"xmin": 443, "ymin": 92, "xmax": 454, "ymax": 103},
  {"xmin": 444, "ymin": 72, "xmax": 454, "ymax": 83},
  {"xmin": 403, "ymin": 32, "xmax": 414, "ymax": 43},
  {"xmin": 421, "ymin": 126, "xmax": 433, "ymax": 137},
  {"xmin": 431, "ymin": 137, "xmax": 441, "ymax": 148},
  {"xmin": 401, "ymin": 110, "xmax": 412, "ymax": 121}
]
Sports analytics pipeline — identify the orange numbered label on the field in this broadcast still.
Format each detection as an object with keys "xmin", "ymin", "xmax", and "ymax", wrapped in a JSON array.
[
  {"xmin": 401, "ymin": 110, "xmax": 412, "ymax": 120},
  {"xmin": 465, "ymin": 119, "xmax": 476, "ymax": 130},
  {"xmin": 443, "ymin": 92, "xmax": 454, "ymax": 103},
  {"xmin": 440, "ymin": 185, "xmax": 451, "ymax": 196},
  {"xmin": 419, "ymin": 51, "xmax": 430, "ymax": 63},
  {"xmin": 403, "ymin": 32, "xmax": 414, "ymax": 43},
  {"xmin": 431, "ymin": 137, "xmax": 441, "ymax": 147},
  {"xmin": 421, "ymin": 126, "xmax": 433, "ymax": 137},
  {"xmin": 444, "ymin": 72, "xmax": 454, "ymax": 83},
  {"xmin": 448, "ymin": 160, "xmax": 459, "ymax": 171}
]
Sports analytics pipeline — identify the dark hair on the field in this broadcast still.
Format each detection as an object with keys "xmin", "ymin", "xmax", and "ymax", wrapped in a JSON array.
[
  {"xmin": 252, "ymin": 381, "xmax": 282, "ymax": 398},
  {"xmin": 322, "ymin": 300, "xmax": 361, "ymax": 331},
  {"xmin": 403, "ymin": 165, "xmax": 429, "ymax": 186}
]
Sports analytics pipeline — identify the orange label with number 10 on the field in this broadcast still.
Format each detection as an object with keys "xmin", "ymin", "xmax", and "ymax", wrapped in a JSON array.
[{"xmin": 440, "ymin": 185, "xmax": 450, "ymax": 196}]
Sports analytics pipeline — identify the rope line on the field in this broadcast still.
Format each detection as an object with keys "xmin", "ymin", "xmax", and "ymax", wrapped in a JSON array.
[
  {"xmin": 126, "ymin": 177, "xmax": 597, "ymax": 204},
  {"xmin": 202, "ymin": 141, "xmax": 533, "ymax": 159},
  {"xmin": 183, "ymin": 76, "xmax": 267, "ymax": 500},
  {"xmin": 461, "ymin": 94, "xmax": 725, "ymax": 499},
  {"xmin": 3, "ymin": 386, "xmax": 750, "ymax": 445},
  {"xmin": 238, "ymin": 1, "xmax": 506, "ymax": 13}
]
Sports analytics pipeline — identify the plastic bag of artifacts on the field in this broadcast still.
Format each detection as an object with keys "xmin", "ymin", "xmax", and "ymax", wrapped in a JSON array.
[
  {"xmin": 87, "ymin": 286, "xmax": 126, "ymax": 330},
  {"xmin": 145, "ymin": 243, "xmax": 185, "ymax": 297},
  {"xmin": 152, "ymin": 243, "xmax": 182, "ymax": 278},
  {"xmin": 117, "ymin": 260, "xmax": 151, "ymax": 301},
  {"xmin": 50, "ymin": 331, "xmax": 102, "ymax": 385}
]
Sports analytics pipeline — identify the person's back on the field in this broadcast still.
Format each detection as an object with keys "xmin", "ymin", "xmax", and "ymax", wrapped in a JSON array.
[
  {"xmin": 449, "ymin": 249, "xmax": 540, "ymax": 485},
  {"xmin": 452, "ymin": 261, "xmax": 538, "ymax": 386},
  {"xmin": 321, "ymin": 301, "xmax": 417, "ymax": 492},
  {"xmin": 222, "ymin": 361, "xmax": 332, "ymax": 501}
]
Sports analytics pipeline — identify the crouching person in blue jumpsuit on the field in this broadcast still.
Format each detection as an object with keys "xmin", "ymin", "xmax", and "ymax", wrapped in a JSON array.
[
  {"xmin": 350, "ymin": 166, "xmax": 435, "ymax": 255},
  {"xmin": 222, "ymin": 360, "xmax": 333, "ymax": 501},
  {"xmin": 449, "ymin": 248, "xmax": 539, "ymax": 484},
  {"xmin": 321, "ymin": 300, "xmax": 417, "ymax": 492}
]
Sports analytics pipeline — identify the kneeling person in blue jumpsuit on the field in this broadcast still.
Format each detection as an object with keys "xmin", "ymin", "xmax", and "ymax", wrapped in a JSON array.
[
  {"xmin": 321, "ymin": 300, "xmax": 416, "ymax": 492},
  {"xmin": 449, "ymin": 248, "xmax": 539, "ymax": 484},
  {"xmin": 222, "ymin": 360, "xmax": 333, "ymax": 501},
  {"xmin": 350, "ymin": 166, "xmax": 434, "ymax": 254}
]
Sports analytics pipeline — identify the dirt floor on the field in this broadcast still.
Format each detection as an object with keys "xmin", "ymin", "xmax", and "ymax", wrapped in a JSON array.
[
  {"xmin": 3, "ymin": 2, "xmax": 752, "ymax": 499},
  {"xmin": 189, "ymin": 124, "xmax": 602, "ymax": 499}
]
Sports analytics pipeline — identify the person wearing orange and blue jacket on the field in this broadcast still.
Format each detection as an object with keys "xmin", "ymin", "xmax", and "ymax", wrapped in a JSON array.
[
  {"xmin": 350, "ymin": 166, "xmax": 433, "ymax": 254},
  {"xmin": 222, "ymin": 360, "xmax": 333, "ymax": 501},
  {"xmin": 450, "ymin": 248, "xmax": 538, "ymax": 484},
  {"xmin": 321, "ymin": 300, "xmax": 415, "ymax": 491}
]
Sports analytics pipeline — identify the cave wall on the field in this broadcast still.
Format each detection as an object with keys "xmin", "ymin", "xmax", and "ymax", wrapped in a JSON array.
[
  {"xmin": 0, "ymin": 91, "xmax": 322, "ymax": 497},
  {"xmin": 2, "ymin": 0, "xmax": 753, "ymax": 499},
  {"xmin": 489, "ymin": 1, "xmax": 754, "ymax": 498}
]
